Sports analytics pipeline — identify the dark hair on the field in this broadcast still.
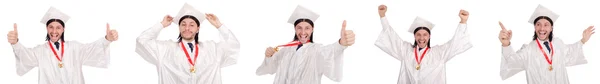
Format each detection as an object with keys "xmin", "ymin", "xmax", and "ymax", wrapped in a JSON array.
[
  {"xmin": 292, "ymin": 19, "xmax": 314, "ymax": 43},
  {"xmin": 412, "ymin": 27, "xmax": 431, "ymax": 48},
  {"xmin": 177, "ymin": 15, "xmax": 200, "ymax": 44},
  {"xmin": 532, "ymin": 16, "xmax": 554, "ymax": 42},
  {"xmin": 45, "ymin": 19, "xmax": 65, "ymax": 42}
]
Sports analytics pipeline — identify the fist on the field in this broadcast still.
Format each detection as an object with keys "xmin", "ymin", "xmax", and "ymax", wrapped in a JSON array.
[
  {"xmin": 265, "ymin": 47, "xmax": 275, "ymax": 57},
  {"xmin": 459, "ymin": 10, "xmax": 469, "ymax": 23},
  {"xmin": 498, "ymin": 22, "xmax": 512, "ymax": 46},
  {"xmin": 161, "ymin": 15, "xmax": 173, "ymax": 28},
  {"xmin": 7, "ymin": 23, "xmax": 18, "ymax": 45},
  {"xmin": 378, "ymin": 5, "xmax": 387, "ymax": 18}
]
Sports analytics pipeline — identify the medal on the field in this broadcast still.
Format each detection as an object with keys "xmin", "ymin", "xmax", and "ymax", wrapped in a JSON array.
[
  {"xmin": 535, "ymin": 39, "xmax": 554, "ymax": 71},
  {"xmin": 414, "ymin": 47, "xmax": 429, "ymax": 70},
  {"xmin": 190, "ymin": 66, "xmax": 196, "ymax": 73},
  {"xmin": 180, "ymin": 42, "xmax": 199, "ymax": 73},
  {"xmin": 48, "ymin": 41, "xmax": 65, "ymax": 68},
  {"xmin": 58, "ymin": 62, "xmax": 63, "ymax": 68}
]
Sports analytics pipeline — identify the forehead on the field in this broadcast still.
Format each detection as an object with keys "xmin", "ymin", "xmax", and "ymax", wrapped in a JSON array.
[
  {"xmin": 414, "ymin": 29, "xmax": 430, "ymax": 34},
  {"xmin": 47, "ymin": 22, "xmax": 64, "ymax": 27},
  {"xmin": 295, "ymin": 22, "xmax": 312, "ymax": 27},
  {"xmin": 181, "ymin": 18, "xmax": 198, "ymax": 23},
  {"xmin": 535, "ymin": 19, "xmax": 551, "ymax": 24}
]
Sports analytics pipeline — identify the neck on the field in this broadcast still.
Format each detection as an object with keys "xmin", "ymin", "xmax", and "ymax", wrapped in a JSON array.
[
  {"xmin": 537, "ymin": 37, "xmax": 549, "ymax": 41},
  {"xmin": 418, "ymin": 45, "xmax": 427, "ymax": 48},
  {"xmin": 183, "ymin": 39, "xmax": 195, "ymax": 43},
  {"xmin": 51, "ymin": 39, "xmax": 60, "ymax": 43}
]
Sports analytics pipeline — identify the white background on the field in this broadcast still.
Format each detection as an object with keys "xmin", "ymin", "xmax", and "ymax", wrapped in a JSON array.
[{"xmin": 0, "ymin": 0, "xmax": 598, "ymax": 84}]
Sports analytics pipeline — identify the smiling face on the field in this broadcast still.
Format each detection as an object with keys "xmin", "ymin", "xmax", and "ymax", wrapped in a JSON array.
[
  {"xmin": 534, "ymin": 18, "xmax": 553, "ymax": 41},
  {"xmin": 413, "ymin": 27, "xmax": 431, "ymax": 48},
  {"xmin": 46, "ymin": 19, "xmax": 65, "ymax": 42},
  {"xmin": 295, "ymin": 22, "xmax": 313, "ymax": 43}
]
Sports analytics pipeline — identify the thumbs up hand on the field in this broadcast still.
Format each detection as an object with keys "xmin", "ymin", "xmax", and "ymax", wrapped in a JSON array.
[
  {"xmin": 7, "ymin": 23, "xmax": 18, "ymax": 45},
  {"xmin": 105, "ymin": 23, "xmax": 119, "ymax": 42},
  {"xmin": 339, "ymin": 20, "xmax": 355, "ymax": 46}
]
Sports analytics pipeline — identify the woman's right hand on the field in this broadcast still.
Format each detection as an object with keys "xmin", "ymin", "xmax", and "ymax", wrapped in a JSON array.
[
  {"xmin": 265, "ymin": 47, "xmax": 275, "ymax": 57},
  {"xmin": 161, "ymin": 15, "xmax": 173, "ymax": 28}
]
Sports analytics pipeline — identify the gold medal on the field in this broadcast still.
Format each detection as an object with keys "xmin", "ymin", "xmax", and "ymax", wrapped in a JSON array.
[
  {"xmin": 274, "ymin": 47, "xmax": 279, "ymax": 52},
  {"xmin": 549, "ymin": 65, "xmax": 553, "ymax": 71},
  {"xmin": 190, "ymin": 66, "xmax": 196, "ymax": 73},
  {"xmin": 416, "ymin": 64, "xmax": 421, "ymax": 70},
  {"xmin": 58, "ymin": 62, "xmax": 63, "ymax": 68}
]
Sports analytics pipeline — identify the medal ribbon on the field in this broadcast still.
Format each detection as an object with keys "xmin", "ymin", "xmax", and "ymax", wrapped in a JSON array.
[
  {"xmin": 414, "ymin": 47, "xmax": 430, "ymax": 65},
  {"xmin": 180, "ymin": 42, "xmax": 199, "ymax": 66},
  {"xmin": 47, "ymin": 41, "xmax": 64, "ymax": 63},
  {"xmin": 535, "ymin": 39, "xmax": 554, "ymax": 65}
]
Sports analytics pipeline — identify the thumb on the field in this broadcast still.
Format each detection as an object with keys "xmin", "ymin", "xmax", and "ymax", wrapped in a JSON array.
[
  {"xmin": 341, "ymin": 20, "xmax": 347, "ymax": 32},
  {"xmin": 106, "ymin": 23, "xmax": 110, "ymax": 33},
  {"xmin": 13, "ymin": 23, "xmax": 18, "ymax": 31}
]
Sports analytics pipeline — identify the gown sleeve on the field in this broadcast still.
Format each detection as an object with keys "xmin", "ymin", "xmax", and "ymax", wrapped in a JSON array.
[
  {"xmin": 78, "ymin": 38, "xmax": 111, "ymax": 68},
  {"xmin": 434, "ymin": 23, "xmax": 472, "ymax": 62},
  {"xmin": 561, "ymin": 40, "xmax": 587, "ymax": 67},
  {"xmin": 135, "ymin": 23, "xmax": 172, "ymax": 66},
  {"xmin": 500, "ymin": 44, "xmax": 529, "ymax": 80},
  {"xmin": 212, "ymin": 25, "xmax": 240, "ymax": 68},
  {"xmin": 256, "ymin": 47, "xmax": 286, "ymax": 75},
  {"xmin": 317, "ymin": 42, "xmax": 347, "ymax": 82},
  {"xmin": 374, "ymin": 17, "xmax": 413, "ymax": 61},
  {"xmin": 12, "ymin": 43, "xmax": 39, "ymax": 76}
]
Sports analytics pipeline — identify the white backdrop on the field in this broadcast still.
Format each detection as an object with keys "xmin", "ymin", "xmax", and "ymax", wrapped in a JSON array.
[{"xmin": 0, "ymin": 0, "xmax": 598, "ymax": 84}]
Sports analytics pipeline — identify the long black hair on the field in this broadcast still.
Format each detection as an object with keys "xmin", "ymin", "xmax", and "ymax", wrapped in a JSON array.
[
  {"xmin": 177, "ymin": 15, "xmax": 200, "ymax": 44},
  {"xmin": 45, "ymin": 19, "xmax": 65, "ymax": 42},
  {"xmin": 412, "ymin": 27, "xmax": 431, "ymax": 48},
  {"xmin": 292, "ymin": 19, "xmax": 314, "ymax": 43},
  {"xmin": 532, "ymin": 16, "xmax": 554, "ymax": 42}
]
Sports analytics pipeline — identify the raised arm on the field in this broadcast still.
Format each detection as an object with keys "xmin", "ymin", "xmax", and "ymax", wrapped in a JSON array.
[
  {"xmin": 374, "ymin": 5, "xmax": 413, "ymax": 61},
  {"xmin": 78, "ymin": 24, "xmax": 116, "ymax": 68},
  {"xmin": 436, "ymin": 10, "xmax": 473, "ymax": 62},
  {"xmin": 498, "ymin": 22, "xmax": 528, "ymax": 80},
  {"xmin": 8, "ymin": 23, "xmax": 38, "ymax": 76},
  {"xmin": 206, "ymin": 14, "xmax": 240, "ymax": 68},
  {"xmin": 135, "ymin": 15, "xmax": 173, "ymax": 66},
  {"xmin": 563, "ymin": 26, "xmax": 594, "ymax": 66}
]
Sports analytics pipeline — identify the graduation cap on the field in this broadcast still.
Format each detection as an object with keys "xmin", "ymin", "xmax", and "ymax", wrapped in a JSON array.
[
  {"xmin": 40, "ymin": 7, "xmax": 70, "ymax": 24},
  {"xmin": 528, "ymin": 5, "xmax": 559, "ymax": 24},
  {"xmin": 407, "ymin": 17, "xmax": 435, "ymax": 33},
  {"xmin": 287, "ymin": 5, "xmax": 320, "ymax": 24},
  {"xmin": 173, "ymin": 3, "xmax": 206, "ymax": 25}
]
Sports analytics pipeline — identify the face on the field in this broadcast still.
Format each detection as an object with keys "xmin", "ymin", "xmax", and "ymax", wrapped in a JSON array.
[
  {"xmin": 295, "ymin": 22, "xmax": 313, "ymax": 43},
  {"xmin": 179, "ymin": 18, "xmax": 199, "ymax": 40},
  {"xmin": 46, "ymin": 22, "xmax": 64, "ymax": 42},
  {"xmin": 535, "ymin": 19, "xmax": 552, "ymax": 40},
  {"xmin": 414, "ymin": 30, "xmax": 430, "ymax": 48}
]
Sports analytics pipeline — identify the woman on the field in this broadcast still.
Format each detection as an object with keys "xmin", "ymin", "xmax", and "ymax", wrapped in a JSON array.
[
  {"xmin": 374, "ymin": 5, "xmax": 472, "ymax": 84},
  {"xmin": 7, "ymin": 7, "xmax": 118, "ymax": 84},
  {"xmin": 256, "ymin": 5, "xmax": 356, "ymax": 84},
  {"xmin": 498, "ymin": 5, "xmax": 594, "ymax": 84},
  {"xmin": 135, "ymin": 3, "xmax": 240, "ymax": 84}
]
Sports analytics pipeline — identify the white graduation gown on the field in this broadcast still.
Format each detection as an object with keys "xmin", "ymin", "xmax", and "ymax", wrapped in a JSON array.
[
  {"xmin": 135, "ymin": 23, "xmax": 240, "ymax": 84},
  {"xmin": 256, "ymin": 42, "xmax": 347, "ymax": 84},
  {"xmin": 374, "ymin": 17, "xmax": 472, "ymax": 84},
  {"xmin": 500, "ymin": 38, "xmax": 587, "ymax": 84},
  {"xmin": 12, "ymin": 39, "xmax": 112, "ymax": 84}
]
